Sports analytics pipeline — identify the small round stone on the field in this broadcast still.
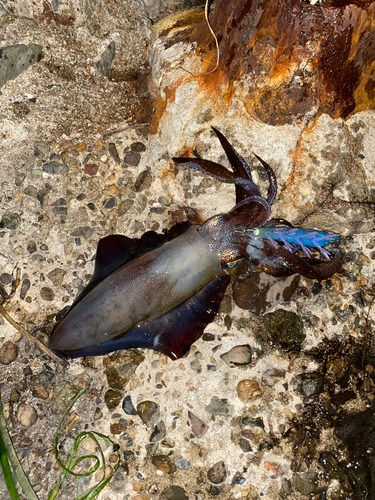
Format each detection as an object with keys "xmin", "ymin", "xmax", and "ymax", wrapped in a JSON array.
[
  {"xmin": 151, "ymin": 455, "xmax": 176, "ymax": 474},
  {"xmin": 104, "ymin": 389, "xmax": 122, "ymax": 411},
  {"xmin": 262, "ymin": 309, "xmax": 305, "ymax": 349},
  {"xmin": 159, "ymin": 485, "xmax": 189, "ymax": 500},
  {"xmin": 137, "ymin": 401, "xmax": 160, "ymax": 428},
  {"xmin": 0, "ymin": 341, "xmax": 18, "ymax": 365},
  {"xmin": 207, "ymin": 460, "xmax": 227, "ymax": 484},
  {"xmin": 17, "ymin": 404, "xmax": 38, "ymax": 427},
  {"xmin": 40, "ymin": 287, "xmax": 54, "ymax": 301},
  {"xmin": 1, "ymin": 212, "xmax": 20, "ymax": 230},
  {"xmin": 237, "ymin": 380, "xmax": 262, "ymax": 403}
]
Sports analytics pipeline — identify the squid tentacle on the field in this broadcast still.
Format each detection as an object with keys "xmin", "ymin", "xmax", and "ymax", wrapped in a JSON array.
[
  {"xmin": 253, "ymin": 154, "xmax": 277, "ymax": 206},
  {"xmin": 211, "ymin": 126, "xmax": 254, "ymax": 184},
  {"xmin": 172, "ymin": 157, "xmax": 262, "ymax": 199}
]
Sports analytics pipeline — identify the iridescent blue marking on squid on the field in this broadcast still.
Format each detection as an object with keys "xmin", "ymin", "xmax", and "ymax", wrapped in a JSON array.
[{"xmin": 252, "ymin": 227, "xmax": 340, "ymax": 260}]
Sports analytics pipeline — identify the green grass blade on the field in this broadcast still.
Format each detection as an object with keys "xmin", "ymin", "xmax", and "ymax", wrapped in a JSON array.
[
  {"xmin": 48, "ymin": 386, "xmax": 120, "ymax": 500},
  {"xmin": 0, "ymin": 391, "xmax": 39, "ymax": 500}
]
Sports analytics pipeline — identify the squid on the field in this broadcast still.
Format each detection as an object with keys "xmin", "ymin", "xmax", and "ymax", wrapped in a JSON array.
[{"xmin": 49, "ymin": 128, "xmax": 342, "ymax": 360}]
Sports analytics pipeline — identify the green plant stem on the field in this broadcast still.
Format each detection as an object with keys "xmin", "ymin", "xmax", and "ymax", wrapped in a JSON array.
[
  {"xmin": 48, "ymin": 387, "xmax": 120, "ymax": 500},
  {"xmin": 0, "ymin": 391, "xmax": 39, "ymax": 500}
]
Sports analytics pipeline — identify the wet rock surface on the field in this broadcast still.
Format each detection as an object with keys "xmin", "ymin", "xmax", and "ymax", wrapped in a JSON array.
[{"xmin": 0, "ymin": 0, "xmax": 375, "ymax": 499}]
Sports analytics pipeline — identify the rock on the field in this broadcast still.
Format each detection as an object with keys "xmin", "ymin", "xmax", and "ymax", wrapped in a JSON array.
[
  {"xmin": 150, "ymin": 420, "xmax": 166, "ymax": 442},
  {"xmin": 239, "ymin": 438, "xmax": 252, "ymax": 453},
  {"xmin": 42, "ymin": 161, "xmax": 68, "ymax": 175},
  {"xmin": 108, "ymin": 143, "xmax": 121, "ymax": 164},
  {"xmin": 262, "ymin": 368, "xmax": 286, "ymax": 387},
  {"xmin": 104, "ymin": 389, "xmax": 122, "ymax": 411},
  {"xmin": 32, "ymin": 385, "xmax": 49, "ymax": 399},
  {"xmin": 103, "ymin": 350, "xmax": 144, "ymax": 390},
  {"xmin": 52, "ymin": 381, "xmax": 79, "ymax": 414},
  {"xmin": 47, "ymin": 268, "xmax": 66, "ymax": 286},
  {"xmin": 0, "ymin": 341, "xmax": 18, "ymax": 365},
  {"xmin": 137, "ymin": 401, "xmax": 160, "ymax": 428},
  {"xmin": 220, "ymin": 345, "xmax": 252, "ymax": 367},
  {"xmin": 174, "ymin": 456, "xmax": 191, "ymax": 470},
  {"xmin": 134, "ymin": 169, "xmax": 152, "ymax": 191},
  {"xmin": 151, "ymin": 455, "xmax": 176, "ymax": 474},
  {"xmin": 19, "ymin": 279, "xmax": 30, "ymax": 300},
  {"xmin": 291, "ymin": 373, "xmax": 324, "ymax": 397},
  {"xmin": 84, "ymin": 163, "xmax": 99, "ymax": 175},
  {"xmin": 241, "ymin": 416, "xmax": 264, "ymax": 429},
  {"xmin": 17, "ymin": 404, "xmax": 38, "ymax": 427},
  {"xmin": 97, "ymin": 41, "xmax": 116, "ymax": 77},
  {"xmin": 205, "ymin": 396, "xmax": 233, "ymax": 417},
  {"xmin": 124, "ymin": 151, "xmax": 141, "ymax": 166},
  {"xmin": 237, "ymin": 380, "xmax": 262, "ymax": 403},
  {"xmin": 122, "ymin": 395, "xmax": 138, "ymax": 415},
  {"xmin": 293, "ymin": 472, "xmax": 318, "ymax": 496},
  {"xmin": 188, "ymin": 411, "xmax": 208, "ymax": 438},
  {"xmin": 40, "ymin": 287, "xmax": 54, "ymax": 301},
  {"xmin": 207, "ymin": 460, "xmax": 227, "ymax": 484},
  {"xmin": 262, "ymin": 309, "xmax": 305, "ymax": 350},
  {"xmin": 131, "ymin": 141, "xmax": 146, "ymax": 152},
  {"xmin": 1, "ymin": 212, "xmax": 20, "ymax": 230},
  {"xmin": 0, "ymin": 44, "xmax": 43, "ymax": 88},
  {"xmin": 158, "ymin": 485, "xmax": 189, "ymax": 500}
]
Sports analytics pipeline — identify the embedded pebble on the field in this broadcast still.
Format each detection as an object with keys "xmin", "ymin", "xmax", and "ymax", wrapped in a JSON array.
[
  {"xmin": 220, "ymin": 345, "xmax": 252, "ymax": 367},
  {"xmin": 207, "ymin": 460, "xmax": 227, "ymax": 484},
  {"xmin": 131, "ymin": 141, "xmax": 146, "ymax": 152},
  {"xmin": 27, "ymin": 240, "xmax": 37, "ymax": 253},
  {"xmin": 261, "ymin": 368, "xmax": 286, "ymax": 386},
  {"xmin": 242, "ymin": 416, "xmax": 264, "ymax": 428},
  {"xmin": 134, "ymin": 169, "xmax": 152, "ymax": 191},
  {"xmin": 188, "ymin": 411, "xmax": 208, "ymax": 438},
  {"xmin": 32, "ymin": 385, "xmax": 49, "ymax": 399},
  {"xmin": 84, "ymin": 163, "xmax": 99, "ymax": 175},
  {"xmin": 17, "ymin": 404, "xmax": 38, "ymax": 427},
  {"xmin": 104, "ymin": 389, "xmax": 123, "ymax": 411},
  {"xmin": 239, "ymin": 438, "xmax": 252, "ymax": 452},
  {"xmin": 47, "ymin": 268, "xmax": 66, "ymax": 286},
  {"xmin": 20, "ymin": 279, "xmax": 31, "ymax": 300},
  {"xmin": 237, "ymin": 380, "xmax": 262, "ymax": 403},
  {"xmin": 94, "ymin": 407, "xmax": 103, "ymax": 420},
  {"xmin": 293, "ymin": 472, "xmax": 318, "ymax": 495},
  {"xmin": 150, "ymin": 420, "xmax": 166, "ymax": 442},
  {"xmin": 40, "ymin": 287, "xmax": 54, "ymax": 301},
  {"xmin": 118, "ymin": 199, "xmax": 135, "ymax": 216},
  {"xmin": 103, "ymin": 350, "xmax": 144, "ymax": 390},
  {"xmin": 1, "ymin": 212, "xmax": 20, "ymax": 230},
  {"xmin": 205, "ymin": 396, "xmax": 233, "ymax": 416},
  {"xmin": 52, "ymin": 381, "xmax": 79, "ymax": 414},
  {"xmin": 174, "ymin": 456, "xmax": 191, "ymax": 470},
  {"xmin": 43, "ymin": 161, "xmax": 68, "ymax": 174},
  {"xmin": 122, "ymin": 395, "xmax": 138, "ymax": 415},
  {"xmin": 137, "ymin": 401, "xmax": 160, "ymax": 428},
  {"xmin": 108, "ymin": 142, "xmax": 121, "ymax": 163},
  {"xmin": 290, "ymin": 372, "xmax": 323, "ymax": 397},
  {"xmin": 0, "ymin": 341, "xmax": 18, "ymax": 365},
  {"xmin": 190, "ymin": 359, "xmax": 202, "ymax": 373},
  {"xmin": 262, "ymin": 309, "xmax": 305, "ymax": 349},
  {"xmin": 159, "ymin": 485, "xmax": 189, "ymax": 500},
  {"xmin": 124, "ymin": 151, "xmax": 141, "ymax": 166},
  {"xmin": 151, "ymin": 455, "xmax": 176, "ymax": 474}
]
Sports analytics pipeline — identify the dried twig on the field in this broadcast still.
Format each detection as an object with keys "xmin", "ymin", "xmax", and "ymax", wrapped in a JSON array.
[{"xmin": 0, "ymin": 305, "xmax": 67, "ymax": 366}]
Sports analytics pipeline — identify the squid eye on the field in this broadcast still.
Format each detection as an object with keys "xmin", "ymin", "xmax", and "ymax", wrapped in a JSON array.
[{"xmin": 222, "ymin": 258, "xmax": 244, "ymax": 270}]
